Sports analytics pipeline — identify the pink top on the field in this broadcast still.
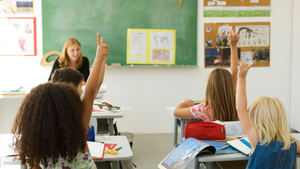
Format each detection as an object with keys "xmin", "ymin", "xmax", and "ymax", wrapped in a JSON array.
[{"xmin": 190, "ymin": 102, "xmax": 213, "ymax": 121}]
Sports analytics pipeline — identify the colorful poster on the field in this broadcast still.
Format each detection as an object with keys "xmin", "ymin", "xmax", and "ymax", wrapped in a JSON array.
[
  {"xmin": 0, "ymin": 0, "xmax": 34, "ymax": 15},
  {"xmin": 127, "ymin": 29, "xmax": 176, "ymax": 65}
]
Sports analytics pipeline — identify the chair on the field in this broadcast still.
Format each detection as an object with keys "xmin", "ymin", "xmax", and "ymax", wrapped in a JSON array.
[{"xmin": 89, "ymin": 117, "xmax": 98, "ymax": 136}]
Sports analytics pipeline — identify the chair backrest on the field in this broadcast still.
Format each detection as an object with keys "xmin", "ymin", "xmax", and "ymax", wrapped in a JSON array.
[{"xmin": 89, "ymin": 117, "xmax": 97, "ymax": 136}]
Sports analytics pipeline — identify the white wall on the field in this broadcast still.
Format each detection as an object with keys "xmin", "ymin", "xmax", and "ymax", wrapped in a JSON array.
[
  {"xmin": 290, "ymin": 0, "xmax": 300, "ymax": 132},
  {"xmin": 0, "ymin": 0, "xmax": 294, "ymax": 134}
]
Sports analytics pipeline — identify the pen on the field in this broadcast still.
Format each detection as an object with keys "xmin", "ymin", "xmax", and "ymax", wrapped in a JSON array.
[
  {"xmin": 115, "ymin": 147, "xmax": 123, "ymax": 151},
  {"xmin": 220, "ymin": 145, "xmax": 230, "ymax": 150}
]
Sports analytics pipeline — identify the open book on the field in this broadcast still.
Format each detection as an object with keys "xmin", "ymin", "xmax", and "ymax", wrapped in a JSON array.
[
  {"xmin": 226, "ymin": 137, "xmax": 251, "ymax": 155},
  {"xmin": 158, "ymin": 137, "xmax": 238, "ymax": 169}
]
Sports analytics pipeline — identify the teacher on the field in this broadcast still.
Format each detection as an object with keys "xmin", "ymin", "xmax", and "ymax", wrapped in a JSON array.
[{"xmin": 48, "ymin": 38, "xmax": 90, "ymax": 82}]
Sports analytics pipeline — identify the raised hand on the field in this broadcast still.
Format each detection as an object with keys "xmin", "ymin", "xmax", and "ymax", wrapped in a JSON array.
[
  {"xmin": 228, "ymin": 30, "xmax": 240, "ymax": 46},
  {"xmin": 96, "ymin": 33, "xmax": 110, "ymax": 60},
  {"xmin": 237, "ymin": 60, "xmax": 256, "ymax": 79}
]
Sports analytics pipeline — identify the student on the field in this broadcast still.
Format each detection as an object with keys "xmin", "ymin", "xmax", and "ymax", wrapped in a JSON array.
[
  {"xmin": 173, "ymin": 31, "xmax": 240, "ymax": 121},
  {"xmin": 236, "ymin": 61, "xmax": 300, "ymax": 168},
  {"xmin": 51, "ymin": 67, "xmax": 86, "ymax": 95},
  {"xmin": 48, "ymin": 37, "xmax": 90, "ymax": 82},
  {"xmin": 11, "ymin": 33, "xmax": 110, "ymax": 168}
]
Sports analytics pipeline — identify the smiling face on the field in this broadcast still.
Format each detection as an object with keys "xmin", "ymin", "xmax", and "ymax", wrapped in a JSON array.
[{"xmin": 67, "ymin": 44, "xmax": 81, "ymax": 63}]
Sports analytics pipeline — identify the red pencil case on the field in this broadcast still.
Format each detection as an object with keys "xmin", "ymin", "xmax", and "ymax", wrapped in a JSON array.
[{"xmin": 184, "ymin": 121, "xmax": 226, "ymax": 140}]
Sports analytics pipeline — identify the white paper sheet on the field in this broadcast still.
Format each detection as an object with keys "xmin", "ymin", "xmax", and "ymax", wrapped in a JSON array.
[
  {"xmin": 130, "ymin": 31, "xmax": 147, "ymax": 54},
  {"xmin": 241, "ymin": 52, "xmax": 253, "ymax": 64},
  {"xmin": 87, "ymin": 142, "xmax": 105, "ymax": 158}
]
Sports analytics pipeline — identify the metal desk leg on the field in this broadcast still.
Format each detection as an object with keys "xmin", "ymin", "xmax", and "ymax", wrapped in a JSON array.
[
  {"xmin": 206, "ymin": 162, "xmax": 213, "ymax": 169},
  {"xmin": 194, "ymin": 157, "xmax": 200, "ymax": 169},
  {"xmin": 180, "ymin": 118, "xmax": 185, "ymax": 142},
  {"xmin": 112, "ymin": 161, "xmax": 120, "ymax": 169},
  {"xmin": 173, "ymin": 118, "xmax": 178, "ymax": 147},
  {"xmin": 108, "ymin": 118, "xmax": 114, "ymax": 135}
]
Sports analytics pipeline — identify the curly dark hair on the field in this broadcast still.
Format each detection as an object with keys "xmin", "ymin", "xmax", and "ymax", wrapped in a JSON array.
[
  {"xmin": 11, "ymin": 83, "xmax": 87, "ymax": 167},
  {"xmin": 51, "ymin": 67, "xmax": 84, "ymax": 87}
]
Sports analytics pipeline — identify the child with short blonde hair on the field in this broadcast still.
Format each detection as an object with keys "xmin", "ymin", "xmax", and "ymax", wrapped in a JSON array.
[{"xmin": 236, "ymin": 61, "xmax": 300, "ymax": 168}]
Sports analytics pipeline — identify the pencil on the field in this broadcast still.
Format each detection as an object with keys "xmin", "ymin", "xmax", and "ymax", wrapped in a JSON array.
[{"xmin": 220, "ymin": 145, "xmax": 230, "ymax": 150}]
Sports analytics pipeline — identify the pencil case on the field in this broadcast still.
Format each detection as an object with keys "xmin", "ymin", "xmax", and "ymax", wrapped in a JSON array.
[{"xmin": 184, "ymin": 121, "xmax": 226, "ymax": 140}]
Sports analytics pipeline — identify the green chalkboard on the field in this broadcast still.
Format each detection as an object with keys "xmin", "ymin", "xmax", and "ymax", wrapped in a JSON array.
[{"xmin": 42, "ymin": 0, "xmax": 197, "ymax": 66}]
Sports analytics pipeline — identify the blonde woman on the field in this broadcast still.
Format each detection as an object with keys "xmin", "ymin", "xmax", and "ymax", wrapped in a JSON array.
[
  {"xmin": 236, "ymin": 61, "xmax": 300, "ymax": 168},
  {"xmin": 174, "ymin": 31, "xmax": 240, "ymax": 122},
  {"xmin": 48, "ymin": 38, "xmax": 90, "ymax": 82}
]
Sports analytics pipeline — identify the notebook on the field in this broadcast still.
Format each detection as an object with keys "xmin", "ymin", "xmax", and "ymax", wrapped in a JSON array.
[
  {"xmin": 87, "ymin": 141, "xmax": 105, "ymax": 159},
  {"xmin": 226, "ymin": 137, "xmax": 251, "ymax": 155}
]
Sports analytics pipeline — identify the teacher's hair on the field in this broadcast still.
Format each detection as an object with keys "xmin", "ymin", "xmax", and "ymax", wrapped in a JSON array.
[
  {"xmin": 51, "ymin": 67, "xmax": 84, "ymax": 87},
  {"xmin": 11, "ymin": 83, "xmax": 86, "ymax": 167},
  {"xmin": 58, "ymin": 38, "xmax": 83, "ymax": 68}
]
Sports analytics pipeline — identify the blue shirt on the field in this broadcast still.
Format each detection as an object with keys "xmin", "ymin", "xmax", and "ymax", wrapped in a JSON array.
[{"xmin": 246, "ymin": 140, "xmax": 297, "ymax": 169}]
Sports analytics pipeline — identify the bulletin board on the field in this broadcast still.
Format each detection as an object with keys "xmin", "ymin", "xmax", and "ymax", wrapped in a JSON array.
[
  {"xmin": 203, "ymin": 0, "xmax": 270, "ymax": 6},
  {"xmin": 203, "ymin": 0, "xmax": 271, "ymax": 17},
  {"xmin": 204, "ymin": 22, "xmax": 270, "ymax": 68},
  {"xmin": 126, "ymin": 29, "xmax": 176, "ymax": 65}
]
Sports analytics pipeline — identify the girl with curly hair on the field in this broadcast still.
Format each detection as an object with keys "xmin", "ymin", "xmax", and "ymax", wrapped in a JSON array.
[{"xmin": 12, "ymin": 33, "xmax": 110, "ymax": 169}]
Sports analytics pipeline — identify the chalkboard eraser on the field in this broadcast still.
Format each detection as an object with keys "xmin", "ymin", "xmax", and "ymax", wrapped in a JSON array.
[{"xmin": 111, "ymin": 63, "xmax": 121, "ymax": 66}]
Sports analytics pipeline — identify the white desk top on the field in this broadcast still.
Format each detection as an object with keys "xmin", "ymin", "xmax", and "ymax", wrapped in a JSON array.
[
  {"xmin": 93, "ymin": 136, "xmax": 133, "ymax": 161},
  {"xmin": 165, "ymin": 107, "xmax": 196, "ymax": 119},
  {"xmin": 1, "ymin": 135, "xmax": 133, "ymax": 164},
  {"xmin": 196, "ymin": 152, "xmax": 249, "ymax": 162},
  {"xmin": 91, "ymin": 111, "xmax": 124, "ymax": 119},
  {"xmin": 0, "ymin": 95, "xmax": 25, "ymax": 99},
  {"xmin": 0, "ymin": 134, "xmax": 17, "ymax": 158}
]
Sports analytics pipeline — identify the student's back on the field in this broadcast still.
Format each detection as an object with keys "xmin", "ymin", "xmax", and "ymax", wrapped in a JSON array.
[
  {"xmin": 12, "ymin": 33, "xmax": 110, "ymax": 169},
  {"xmin": 246, "ymin": 139, "xmax": 297, "ymax": 169},
  {"xmin": 236, "ymin": 62, "xmax": 300, "ymax": 169},
  {"xmin": 174, "ymin": 31, "xmax": 240, "ymax": 122},
  {"xmin": 12, "ymin": 83, "xmax": 96, "ymax": 168}
]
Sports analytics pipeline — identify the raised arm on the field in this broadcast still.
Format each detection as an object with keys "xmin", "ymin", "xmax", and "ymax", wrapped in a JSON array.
[
  {"xmin": 82, "ymin": 33, "xmax": 110, "ymax": 130},
  {"xmin": 93, "ymin": 37, "xmax": 110, "ymax": 99},
  {"xmin": 228, "ymin": 31, "xmax": 239, "ymax": 87},
  {"xmin": 174, "ymin": 99, "xmax": 194, "ymax": 117},
  {"xmin": 236, "ymin": 60, "xmax": 258, "ymax": 150}
]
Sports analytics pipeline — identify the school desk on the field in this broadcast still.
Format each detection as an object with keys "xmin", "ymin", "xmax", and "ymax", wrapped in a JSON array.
[
  {"xmin": 165, "ymin": 107, "xmax": 197, "ymax": 146},
  {"xmin": 1, "ymin": 135, "xmax": 133, "ymax": 169},
  {"xmin": 94, "ymin": 135, "xmax": 133, "ymax": 169},
  {"xmin": 194, "ymin": 152, "xmax": 300, "ymax": 169},
  {"xmin": 92, "ymin": 111, "xmax": 124, "ymax": 135}
]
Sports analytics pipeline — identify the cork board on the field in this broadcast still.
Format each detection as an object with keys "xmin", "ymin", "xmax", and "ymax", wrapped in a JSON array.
[
  {"xmin": 204, "ymin": 22, "xmax": 270, "ymax": 68},
  {"xmin": 203, "ymin": 0, "xmax": 270, "ymax": 7}
]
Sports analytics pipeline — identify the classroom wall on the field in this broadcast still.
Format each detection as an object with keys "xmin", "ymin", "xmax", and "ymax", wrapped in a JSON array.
[
  {"xmin": 0, "ymin": 0, "xmax": 295, "ymax": 134},
  {"xmin": 290, "ymin": 0, "xmax": 300, "ymax": 132}
]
